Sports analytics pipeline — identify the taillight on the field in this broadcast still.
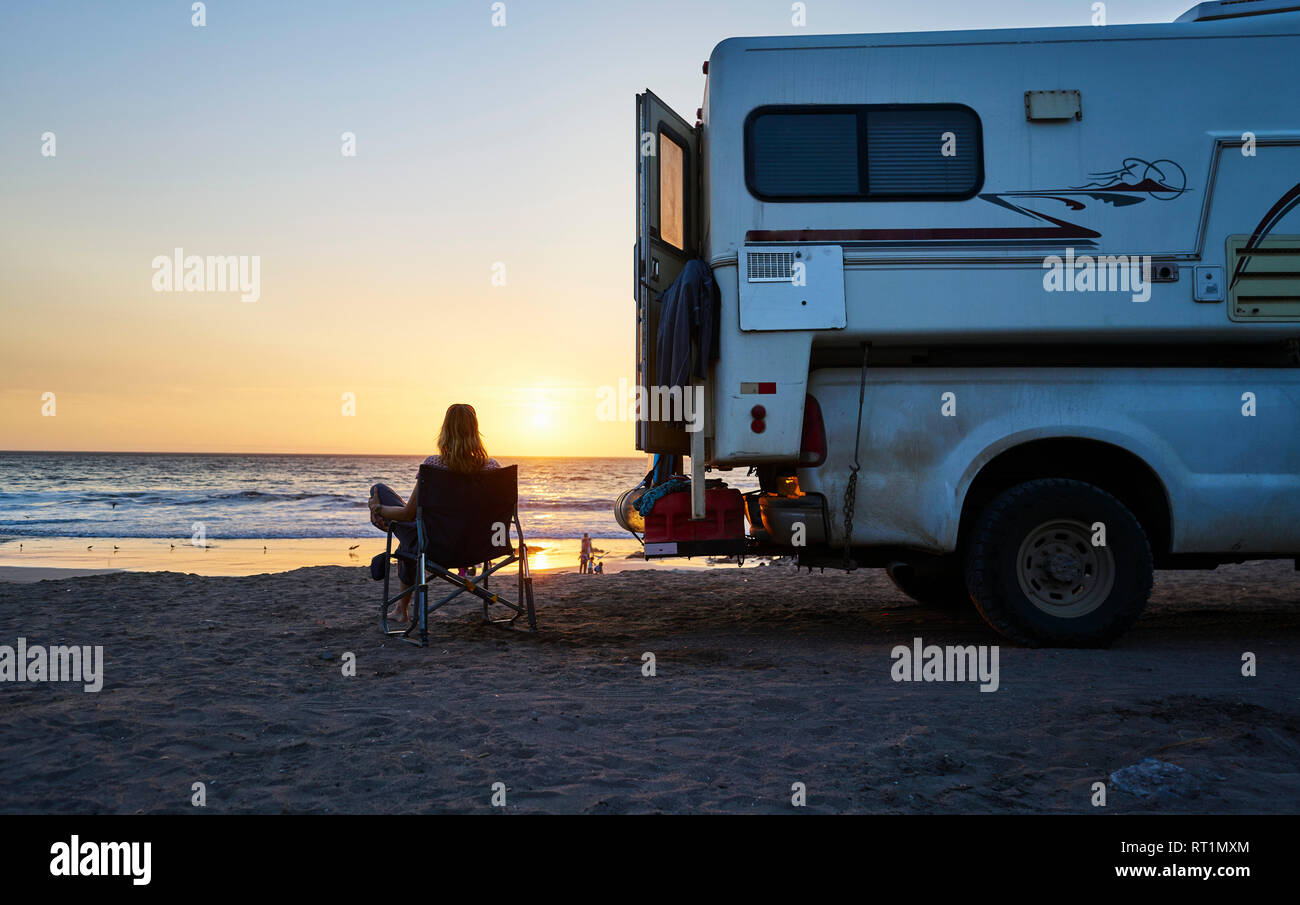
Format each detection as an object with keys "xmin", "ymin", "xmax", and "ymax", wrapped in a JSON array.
[{"xmin": 798, "ymin": 394, "xmax": 826, "ymax": 467}]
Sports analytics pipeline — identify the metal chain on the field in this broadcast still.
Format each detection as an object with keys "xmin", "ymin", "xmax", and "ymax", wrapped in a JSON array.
[
  {"xmin": 842, "ymin": 471, "xmax": 858, "ymax": 571},
  {"xmin": 842, "ymin": 343, "xmax": 870, "ymax": 571}
]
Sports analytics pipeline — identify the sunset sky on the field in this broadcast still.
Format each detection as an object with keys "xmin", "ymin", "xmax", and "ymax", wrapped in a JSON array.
[{"xmin": 0, "ymin": 0, "xmax": 1191, "ymax": 456}]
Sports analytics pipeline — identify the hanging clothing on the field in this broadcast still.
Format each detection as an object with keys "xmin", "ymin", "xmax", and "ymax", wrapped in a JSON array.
[{"xmin": 655, "ymin": 259, "xmax": 720, "ymax": 391}]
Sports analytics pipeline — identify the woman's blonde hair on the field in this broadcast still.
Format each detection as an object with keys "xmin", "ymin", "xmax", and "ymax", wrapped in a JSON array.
[{"xmin": 437, "ymin": 403, "xmax": 489, "ymax": 473}]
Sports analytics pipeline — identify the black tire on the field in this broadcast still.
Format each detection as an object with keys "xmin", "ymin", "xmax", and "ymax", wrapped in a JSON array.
[
  {"xmin": 885, "ymin": 558, "xmax": 971, "ymax": 609},
  {"xmin": 965, "ymin": 478, "xmax": 1152, "ymax": 647}
]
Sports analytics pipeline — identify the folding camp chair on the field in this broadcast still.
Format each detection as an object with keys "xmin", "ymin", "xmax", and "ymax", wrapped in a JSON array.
[{"xmin": 379, "ymin": 464, "xmax": 536, "ymax": 646}]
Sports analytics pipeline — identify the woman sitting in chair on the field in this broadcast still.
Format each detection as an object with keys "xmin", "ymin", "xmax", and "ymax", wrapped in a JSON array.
[{"xmin": 368, "ymin": 403, "xmax": 500, "ymax": 624}]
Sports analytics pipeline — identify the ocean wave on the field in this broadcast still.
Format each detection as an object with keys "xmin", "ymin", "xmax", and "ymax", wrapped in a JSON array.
[
  {"xmin": 0, "ymin": 452, "xmax": 749, "ymax": 543},
  {"xmin": 193, "ymin": 490, "xmax": 359, "ymax": 504},
  {"xmin": 517, "ymin": 499, "xmax": 613, "ymax": 511}
]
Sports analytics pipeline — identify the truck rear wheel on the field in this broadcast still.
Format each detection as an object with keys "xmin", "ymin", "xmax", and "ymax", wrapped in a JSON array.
[
  {"xmin": 885, "ymin": 558, "xmax": 971, "ymax": 609},
  {"xmin": 965, "ymin": 479, "xmax": 1152, "ymax": 647}
]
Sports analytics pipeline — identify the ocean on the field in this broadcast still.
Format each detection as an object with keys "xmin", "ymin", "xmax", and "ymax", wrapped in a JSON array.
[{"xmin": 0, "ymin": 452, "xmax": 757, "ymax": 542}]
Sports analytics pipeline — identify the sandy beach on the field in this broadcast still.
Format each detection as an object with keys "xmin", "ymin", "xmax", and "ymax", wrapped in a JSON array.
[
  {"xmin": 0, "ymin": 535, "xmax": 659, "ymax": 581},
  {"xmin": 1, "ymin": 559, "xmax": 1295, "ymax": 814}
]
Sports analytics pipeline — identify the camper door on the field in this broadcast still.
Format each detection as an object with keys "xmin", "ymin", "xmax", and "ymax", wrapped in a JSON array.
[{"xmin": 636, "ymin": 90, "xmax": 698, "ymax": 454}]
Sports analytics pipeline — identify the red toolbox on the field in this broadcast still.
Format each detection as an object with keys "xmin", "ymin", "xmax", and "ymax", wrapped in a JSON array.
[{"xmin": 643, "ymin": 485, "xmax": 746, "ymax": 545}]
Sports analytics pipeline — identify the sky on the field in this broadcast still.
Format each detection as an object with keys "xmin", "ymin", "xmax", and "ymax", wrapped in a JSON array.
[{"xmin": 0, "ymin": 0, "xmax": 1194, "ymax": 456}]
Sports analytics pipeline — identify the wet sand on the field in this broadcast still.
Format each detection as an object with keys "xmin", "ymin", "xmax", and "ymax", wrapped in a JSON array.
[
  {"xmin": 0, "ymin": 536, "xmax": 656, "ymax": 580},
  {"xmin": 0, "ymin": 560, "xmax": 1296, "ymax": 813}
]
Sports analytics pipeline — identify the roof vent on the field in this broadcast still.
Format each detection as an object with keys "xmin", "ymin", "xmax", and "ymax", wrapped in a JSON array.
[{"xmin": 1177, "ymin": 0, "xmax": 1300, "ymax": 22}]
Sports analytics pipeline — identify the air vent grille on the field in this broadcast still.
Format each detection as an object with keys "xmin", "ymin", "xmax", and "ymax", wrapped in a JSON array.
[
  {"xmin": 1227, "ymin": 235, "xmax": 1300, "ymax": 322},
  {"xmin": 747, "ymin": 251, "xmax": 796, "ymax": 282}
]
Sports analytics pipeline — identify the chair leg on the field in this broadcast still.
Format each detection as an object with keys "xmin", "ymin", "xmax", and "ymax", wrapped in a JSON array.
[
  {"xmin": 419, "ymin": 552, "xmax": 429, "ymax": 647},
  {"xmin": 418, "ymin": 582, "xmax": 428, "ymax": 647},
  {"xmin": 394, "ymin": 548, "xmax": 535, "ymax": 640},
  {"xmin": 518, "ymin": 542, "xmax": 537, "ymax": 632},
  {"xmin": 380, "ymin": 529, "xmax": 393, "ymax": 633}
]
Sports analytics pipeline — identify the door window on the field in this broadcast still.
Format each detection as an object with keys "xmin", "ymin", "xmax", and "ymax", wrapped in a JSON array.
[{"xmin": 658, "ymin": 129, "xmax": 687, "ymax": 250}]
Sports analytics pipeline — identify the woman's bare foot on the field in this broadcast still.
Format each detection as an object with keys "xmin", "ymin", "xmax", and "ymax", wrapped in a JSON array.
[{"xmin": 393, "ymin": 587, "xmax": 414, "ymax": 624}]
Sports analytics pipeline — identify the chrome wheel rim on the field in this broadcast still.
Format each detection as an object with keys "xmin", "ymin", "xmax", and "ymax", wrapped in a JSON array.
[{"xmin": 1015, "ymin": 519, "xmax": 1114, "ymax": 618}]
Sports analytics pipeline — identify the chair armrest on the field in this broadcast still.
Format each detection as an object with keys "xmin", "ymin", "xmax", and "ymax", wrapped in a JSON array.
[{"xmin": 379, "ymin": 519, "xmax": 415, "ymax": 536}]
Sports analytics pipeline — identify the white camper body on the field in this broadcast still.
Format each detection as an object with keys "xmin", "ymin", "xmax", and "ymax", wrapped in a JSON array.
[{"xmin": 633, "ymin": 0, "xmax": 1300, "ymax": 645}]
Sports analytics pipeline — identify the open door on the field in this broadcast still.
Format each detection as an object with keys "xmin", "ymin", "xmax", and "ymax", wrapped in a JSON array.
[{"xmin": 635, "ymin": 90, "xmax": 699, "ymax": 455}]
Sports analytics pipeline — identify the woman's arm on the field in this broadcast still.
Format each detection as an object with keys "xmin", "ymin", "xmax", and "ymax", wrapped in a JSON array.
[{"xmin": 369, "ymin": 479, "xmax": 420, "ymax": 524}]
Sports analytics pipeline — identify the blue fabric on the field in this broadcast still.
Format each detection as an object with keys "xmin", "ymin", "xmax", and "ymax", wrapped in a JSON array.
[
  {"xmin": 634, "ymin": 477, "xmax": 691, "ymax": 517},
  {"xmin": 654, "ymin": 260, "xmax": 719, "ymax": 394},
  {"xmin": 647, "ymin": 453, "xmax": 680, "ymax": 488}
]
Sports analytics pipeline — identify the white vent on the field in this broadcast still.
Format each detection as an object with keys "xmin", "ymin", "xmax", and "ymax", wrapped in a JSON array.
[
  {"xmin": 739, "ymin": 245, "xmax": 846, "ymax": 331},
  {"xmin": 747, "ymin": 251, "xmax": 796, "ymax": 282}
]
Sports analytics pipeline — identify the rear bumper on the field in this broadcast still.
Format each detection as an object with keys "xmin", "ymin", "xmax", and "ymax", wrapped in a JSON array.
[{"xmin": 758, "ymin": 493, "xmax": 829, "ymax": 546}]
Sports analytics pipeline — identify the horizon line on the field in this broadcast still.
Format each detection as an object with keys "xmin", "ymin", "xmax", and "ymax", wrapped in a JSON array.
[{"xmin": 0, "ymin": 449, "xmax": 648, "ymax": 459}]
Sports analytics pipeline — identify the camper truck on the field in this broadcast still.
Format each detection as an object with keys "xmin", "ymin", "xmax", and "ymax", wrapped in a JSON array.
[{"xmin": 627, "ymin": 0, "xmax": 1300, "ymax": 646}]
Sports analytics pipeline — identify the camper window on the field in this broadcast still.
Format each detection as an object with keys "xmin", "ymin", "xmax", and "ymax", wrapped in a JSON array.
[
  {"xmin": 749, "ymin": 112, "xmax": 860, "ymax": 197},
  {"xmin": 745, "ymin": 104, "xmax": 983, "ymax": 201}
]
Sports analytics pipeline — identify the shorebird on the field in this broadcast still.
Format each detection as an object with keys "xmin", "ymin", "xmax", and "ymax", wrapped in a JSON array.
[
  {"xmin": 169, "ymin": 543, "xmax": 175, "ymax": 550},
  {"xmin": 113, "ymin": 545, "xmax": 119, "ymax": 552},
  {"xmin": 348, "ymin": 544, "xmax": 359, "ymax": 550},
  {"xmin": 86, "ymin": 545, "xmax": 93, "ymax": 550}
]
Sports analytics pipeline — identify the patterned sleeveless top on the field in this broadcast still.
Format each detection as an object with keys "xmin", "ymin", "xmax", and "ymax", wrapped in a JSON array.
[{"xmin": 424, "ymin": 455, "xmax": 501, "ymax": 471}]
